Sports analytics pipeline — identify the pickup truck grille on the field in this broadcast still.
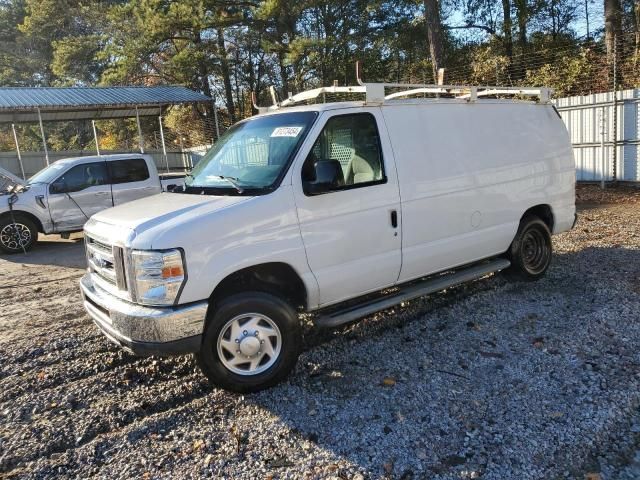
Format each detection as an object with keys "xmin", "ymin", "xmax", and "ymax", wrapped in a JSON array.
[{"xmin": 85, "ymin": 235, "xmax": 127, "ymax": 291}]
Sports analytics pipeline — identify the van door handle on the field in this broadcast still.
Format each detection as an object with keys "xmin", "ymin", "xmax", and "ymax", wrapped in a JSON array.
[{"xmin": 390, "ymin": 210, "xmax": 398, "ymax": 228}]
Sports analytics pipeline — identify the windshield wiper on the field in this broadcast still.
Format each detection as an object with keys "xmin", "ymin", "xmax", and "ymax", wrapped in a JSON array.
[{"xmin": 215, "ymin": 175, "xmax": 244, "ymax": 194}]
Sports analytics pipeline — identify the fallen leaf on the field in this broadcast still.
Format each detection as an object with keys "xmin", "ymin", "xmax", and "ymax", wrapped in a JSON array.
[
  {"xmin": 382, "ymin": 377, "xmax": 396, "ymax": 386},
  {"xmin": 193, "ymin": 439, "xmax": 205, "ymax": 451},
  {"xmin": 585, "ymin": 473, "xmax": 601, "ymax": 480}
]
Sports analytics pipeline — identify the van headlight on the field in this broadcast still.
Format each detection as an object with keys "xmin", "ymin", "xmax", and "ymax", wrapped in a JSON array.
[{"xmin": 130, "ymin": 249, "xmax": 186, "ymax": 306}]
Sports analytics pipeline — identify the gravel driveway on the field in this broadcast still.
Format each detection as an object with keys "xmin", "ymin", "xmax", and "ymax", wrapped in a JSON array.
[{"xmin": 1, "ymin": 185, "xmax": 639, "ymax": 480}]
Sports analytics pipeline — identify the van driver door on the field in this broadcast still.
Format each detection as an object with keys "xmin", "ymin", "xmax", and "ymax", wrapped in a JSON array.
[{"xmin": 292, "ymin": 109, "xmax": 402, "ymax": 307}]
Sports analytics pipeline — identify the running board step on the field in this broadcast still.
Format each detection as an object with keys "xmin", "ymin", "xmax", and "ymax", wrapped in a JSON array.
[{"xmin": 314, "ymin": 258, "xmax": 511, "ymax": 328}]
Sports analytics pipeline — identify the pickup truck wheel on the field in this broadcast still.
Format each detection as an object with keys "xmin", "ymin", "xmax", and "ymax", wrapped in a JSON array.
[
  {"xmin": 504, "ymin": 216, "xmax": 552, "ymax": 281},
  {"xmin": 0, "ymin": 215, "xmax": 37, "ymax": 254},
  {"xmin": 196, "ymin": 292, "xmax": 301, "ymax": 393}
]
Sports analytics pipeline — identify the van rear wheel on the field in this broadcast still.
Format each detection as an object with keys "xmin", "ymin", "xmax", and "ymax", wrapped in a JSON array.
[
  {"xmin": 504, "ymin": 216, "xmax": 552, "ymax": 281},
  {"xmin": 196, "ymin": 292, "xmax": 301, "ymax": 393}
]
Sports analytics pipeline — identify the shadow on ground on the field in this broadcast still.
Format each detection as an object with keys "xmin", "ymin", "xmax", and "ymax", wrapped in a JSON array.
[
  {"xmin": 245, "ymin": 246, "xmax": 640, "ymax": 478},
  {"xmin": 0, "ymin": 233, "xmax": 85, "ymax": 269}
]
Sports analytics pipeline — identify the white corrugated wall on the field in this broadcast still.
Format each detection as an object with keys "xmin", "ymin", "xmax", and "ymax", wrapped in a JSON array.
[{"xmin": 555, "ymin": 89, "xmax": 640, "ymax": 182}]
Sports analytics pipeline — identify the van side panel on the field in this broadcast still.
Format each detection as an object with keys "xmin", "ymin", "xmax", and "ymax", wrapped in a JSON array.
[{"xmin": 382, "ymin": 101, "xmax": 575, "ymax": 283}]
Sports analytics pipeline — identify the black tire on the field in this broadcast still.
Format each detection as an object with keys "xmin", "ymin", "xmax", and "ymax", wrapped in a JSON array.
[
  {"xmin": 0, "ymin": 214, "xmax": 37, "ymax": 254},
  {"xmin": 196, "ymin": 291, "xmax": 301, "ymax": 393},
  {"xmin": 503, "ymin": 216, "xmax": 553, "ymax": 281}
]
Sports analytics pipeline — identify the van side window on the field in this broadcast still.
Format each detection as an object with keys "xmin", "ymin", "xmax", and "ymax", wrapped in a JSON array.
[
  {"xmin": 109, "ymin": 159, "xmax": 150, "ymax": 184},
  {"xmin": 51, "ymin": 162, "xmax": 108, "ymax": 193},
  {"xmin": 303, "ymin": 113, "xmax": 385, "ymax": 192}
]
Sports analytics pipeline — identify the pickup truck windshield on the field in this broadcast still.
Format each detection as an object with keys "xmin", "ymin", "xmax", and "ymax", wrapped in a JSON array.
[
  {"xmin": 185, "ymin": 111, "xmax": 317, "ymax": 194},
  {"xmin": 28, "ymin": 163, "xmax": 67, "ymax": 185}
]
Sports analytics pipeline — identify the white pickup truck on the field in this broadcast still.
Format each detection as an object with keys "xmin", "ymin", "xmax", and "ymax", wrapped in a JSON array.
[
  {"xmin": 80, "ymin": 83, "xmax": 576, "ymax": 392},
  {"xmin": 0, "ymin": 154, "xmax": 184, "ymax": 253}
]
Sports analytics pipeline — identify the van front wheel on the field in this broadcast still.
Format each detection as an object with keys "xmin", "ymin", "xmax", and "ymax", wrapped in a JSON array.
[
  {"xmin": 196, "ymin": 292, "xmax": 301, "ymax": 392},
  {"xmin": 504, "ymin": 216, "xmax": 552, "ymax": 281}
]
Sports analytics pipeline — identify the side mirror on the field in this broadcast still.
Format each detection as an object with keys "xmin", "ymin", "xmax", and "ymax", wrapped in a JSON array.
[
  {"xmin": 303, "ymin": 159, "xmax": 345, "ymax": 195},
  {"xmin": 50, "ymin": 181, "xmax": 66, "ymax": 194}
]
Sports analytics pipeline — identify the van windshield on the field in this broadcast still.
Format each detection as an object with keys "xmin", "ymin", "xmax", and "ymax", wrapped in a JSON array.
[{"xmin": 185, "ymin": 111, "xmax": 317, "ymax": 194}]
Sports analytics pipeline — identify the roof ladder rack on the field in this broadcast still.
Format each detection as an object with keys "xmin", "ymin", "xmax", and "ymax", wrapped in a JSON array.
[{"xmin": 252, "ymin": 63, "xmax": 552, "ymax": 112}]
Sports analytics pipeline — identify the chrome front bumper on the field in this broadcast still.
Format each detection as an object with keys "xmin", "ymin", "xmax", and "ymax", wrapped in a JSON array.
[{"xmin": 80, "ymin": 273, "xmax": 207, "ymax": 356}]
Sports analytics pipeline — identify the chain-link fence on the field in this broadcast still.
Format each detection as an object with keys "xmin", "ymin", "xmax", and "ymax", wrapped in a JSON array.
[{"xmin": 1, "ymin": 31, "xmax": 638, "ymax": 179}]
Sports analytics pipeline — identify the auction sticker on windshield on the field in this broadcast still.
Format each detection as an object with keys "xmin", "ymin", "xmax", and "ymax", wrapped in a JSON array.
[{"xmin": 271, "ymin": 126, "xmax": 303, "ymax": 137}]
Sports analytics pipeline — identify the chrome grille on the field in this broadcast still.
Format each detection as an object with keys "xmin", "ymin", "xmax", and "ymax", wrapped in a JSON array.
[{"xmin": 85, "ymin": 235, "xmax": 127, "ymax": 291}]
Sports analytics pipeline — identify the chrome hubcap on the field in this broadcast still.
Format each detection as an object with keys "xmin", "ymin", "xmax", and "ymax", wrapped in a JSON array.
[
  {"xmin": 217, "ymin": 313, "xmax": 282, "ymax": 376},
  {"xmin": 0, "ymin": 223, "xmax": 31, "ymax": 250},
  {"xmin": 239, "ymin": 336, "xmax": 261, "ymax": 356}
]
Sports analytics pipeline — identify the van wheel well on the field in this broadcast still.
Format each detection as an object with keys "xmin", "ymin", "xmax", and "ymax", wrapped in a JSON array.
[
  {"xmin": 210, "ymin": 263, "xmax": 307, "ymax": 311},
  {"xmin": 522, "ymin": 204, "xmax": 554, "ymax": 231},
  {"xmin": 0, "ymin": 211, "xmax": 44, "ymax": 233}
]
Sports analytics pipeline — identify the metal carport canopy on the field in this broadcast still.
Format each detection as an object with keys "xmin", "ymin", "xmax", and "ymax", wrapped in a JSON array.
[{"xmin": 0, "ymin": 85, "xmax": 211, "ymax": 123}]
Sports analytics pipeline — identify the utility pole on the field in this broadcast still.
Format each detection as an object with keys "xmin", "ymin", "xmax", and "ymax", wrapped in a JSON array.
[
  {"xmin": 92, "ymin": 120, "xmax": 101, "ymax": 156},
  {"xmin": 612, "ymin": 35, "xmax": 618, "ymax": 183},
  {"xmin": 599, "ymin": 108, "xmax": 607, "ymax": 189},
  {"xmin": 158, "ymin": 115, "xmax": 169, "ymax": 173},
  {"xmin": 37, "ymin": 108, "xmax": 50, "ymax": 166},
  {"xmin": 11, "ymin": 124, "xmax": 25, "ymax": 180}
]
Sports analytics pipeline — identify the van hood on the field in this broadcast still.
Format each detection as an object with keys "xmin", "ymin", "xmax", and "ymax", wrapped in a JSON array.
[{"xmin": 90, "ymin": 192, "xmax": 253, "ymax": 237}]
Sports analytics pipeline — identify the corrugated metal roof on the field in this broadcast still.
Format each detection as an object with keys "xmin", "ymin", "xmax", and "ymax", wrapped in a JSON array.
[
  {"xmin": 0, "ymin": 85, "xmax": 210, "ymax": 110},
  {"xmin": 0, "ymin": 86, "xmax": 212, "ymax": 123}
]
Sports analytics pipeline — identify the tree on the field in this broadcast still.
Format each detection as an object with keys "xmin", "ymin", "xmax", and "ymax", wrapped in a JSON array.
[
  {"xmin": 424, "ymin": 0, "xmax": 445, "ymax": 81},
  {"xmin": 254, "ymin": 0, "xmax": 302, "ymax": 96},
  {"xmin": 501, "ymin": 0, "xmax": 514, "ymax": 77},
  {"xmin": 605, "ymin": 0, "xmax": 623, "ymax": 62},
  {"xmin": 1, "ymin": 0, "xmax": 639, "ymax": 155},
  {"xmin": 0, "ymin": 0, "xmax": 31, "ymax": 85},
  {"xmin": 634, "ymin": 0, "xmax": 639, "ymax": 57},
  {"xmin": 445, "ymin": 0, "xmax": 519, "ymax": 78}
]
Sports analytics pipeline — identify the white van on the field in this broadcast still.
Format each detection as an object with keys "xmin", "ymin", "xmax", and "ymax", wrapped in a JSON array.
[{"xmin": 80, "ymin": 82, "xmax": 576, "ymax": 392}]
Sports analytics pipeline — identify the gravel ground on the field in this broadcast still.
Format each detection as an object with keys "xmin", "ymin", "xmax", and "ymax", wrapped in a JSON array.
[{"xmin": 1, "ymin": 184, "xmax": 639, "ymax": 480}]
